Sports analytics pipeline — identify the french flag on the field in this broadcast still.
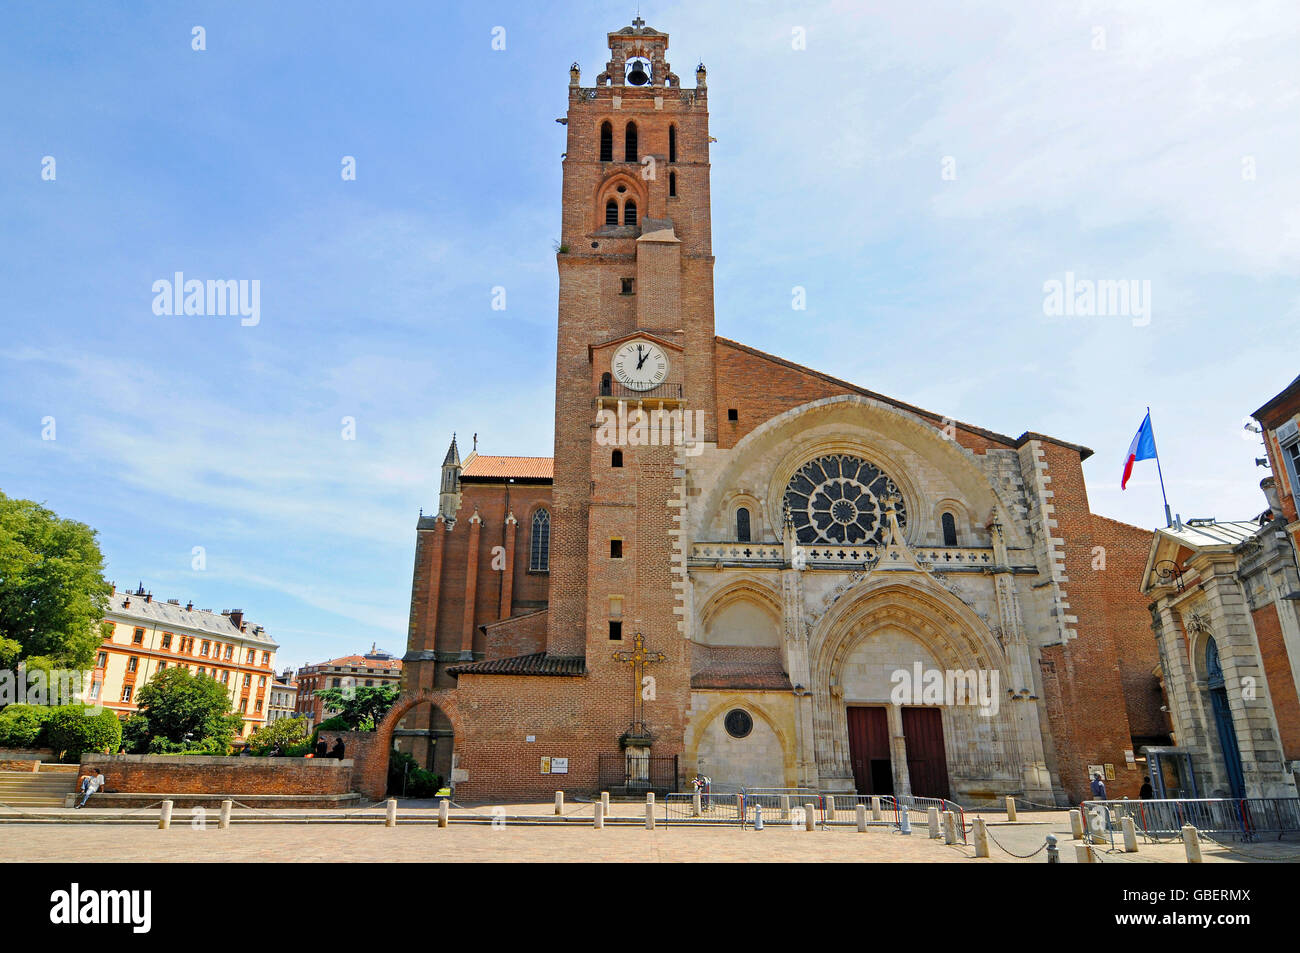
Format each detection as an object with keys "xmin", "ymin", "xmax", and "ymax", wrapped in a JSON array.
[{"xmin": 1121, "ymin": 412, "xmax": 1158, "ymax": 490}]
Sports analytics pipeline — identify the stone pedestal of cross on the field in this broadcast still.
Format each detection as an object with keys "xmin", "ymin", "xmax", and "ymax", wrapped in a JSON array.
[{"xmin": 612, "ymin": 632, "xmax": 667, "ymax": 738}]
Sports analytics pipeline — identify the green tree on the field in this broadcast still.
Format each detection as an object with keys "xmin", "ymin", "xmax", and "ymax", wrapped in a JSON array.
[
  {"xmin": 246, "ymin": 717, "xmax": 308, "ymax": 753},
  {"xmin": 45, "ymin": 704, "xmax": 121, "ymax": 761},
  {"xmin": 314, "ymin": 685, "xmax": 399, "ymax": 731},
  {"xmin": 0, "ymin": 491, "xmax": 111, "ymax": 672},
  {"xmin": 130, "ymin": 667, "xmax": 244, "ymax": 753},
  {"xmin": 0, "ymin": 704, "xmax": 54, "ymax": 749}
]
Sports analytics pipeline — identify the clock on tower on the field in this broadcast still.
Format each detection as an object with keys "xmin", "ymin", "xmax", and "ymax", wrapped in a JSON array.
[{"xmin": 612, "ymin": 339, "xmax": 669, "ymax": 391}]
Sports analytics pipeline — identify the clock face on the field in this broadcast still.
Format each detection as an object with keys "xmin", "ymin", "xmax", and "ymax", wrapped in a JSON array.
[{"xmin": 612, "ymin": 340, "xmax": 669, "ymax": 392}]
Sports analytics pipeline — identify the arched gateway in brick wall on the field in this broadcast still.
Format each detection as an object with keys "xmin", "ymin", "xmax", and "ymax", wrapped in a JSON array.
[{"xmin": 353, "ymin": 689, "xmax": 460, "ymax": 800}]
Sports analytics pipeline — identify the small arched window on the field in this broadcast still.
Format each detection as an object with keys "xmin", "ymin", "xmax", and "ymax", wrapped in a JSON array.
[
  {"xmin": 599, "ymin": 122, "xmax": 613, "ymax": 162},
  {"xmin": 669, "ymin": 171, "xmax": 677, "ymax": 197},
  {"xmin": 941, "ymin": 512, "xmax": 958, "ymax": 546},
  {"xmin": 611, "ymin": 450, "xmax": 623, "ymax": 468},
  {"xmin": 668, "ymin": 125, "xmax": 677, "ymax": 163},
  {"xmin": 624, "ymin": 200, "xmax": 637, "ymax": 226},
  {"xmin": 600, "ymin": 372, "xmax": 612, "ymax": 395},
  {"xmin": 625, "ymin": 121, "xmax": 638, "ymax": 162},
  {"xmin": 605, "ymin": 199, "xmax": 619, "ymax": 225},
  {"xmin": 530, "ymin": 509, "xmax": 551, "ymax": 572},
  {"xmin": 736, "ymin": 507, "xmax": 751, "ymax": 542}
]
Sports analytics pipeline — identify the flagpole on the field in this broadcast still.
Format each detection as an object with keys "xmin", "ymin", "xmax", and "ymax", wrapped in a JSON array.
[{"xmin": 1148, "ymin": 406, "xmax": 1172, "ymax": 527}]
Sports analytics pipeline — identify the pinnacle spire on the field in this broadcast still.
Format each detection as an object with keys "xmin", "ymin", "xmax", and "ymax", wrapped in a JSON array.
[{"xmin": 442, "ymin": 433, "xmax": 461, "ymax": 467}]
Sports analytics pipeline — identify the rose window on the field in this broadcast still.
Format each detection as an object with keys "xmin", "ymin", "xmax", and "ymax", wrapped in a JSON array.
[{"xmin": 783, "ymin": 454, "xmax": 906, "ymax": 545}]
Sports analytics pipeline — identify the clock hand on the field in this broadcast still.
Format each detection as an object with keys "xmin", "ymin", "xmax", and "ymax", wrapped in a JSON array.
[{"xmin": 636, "ymin": 347, "xmax": 649, "ymax": 369}]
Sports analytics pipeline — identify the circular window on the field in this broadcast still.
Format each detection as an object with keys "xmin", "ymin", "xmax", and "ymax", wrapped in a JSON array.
[
  {"xmin": 724, "ymin": 709, "xmax": 753, "ymax": 739},
  {"xmin": 783, "ymin": 453, "xmax": 906, "ymax": 546}
]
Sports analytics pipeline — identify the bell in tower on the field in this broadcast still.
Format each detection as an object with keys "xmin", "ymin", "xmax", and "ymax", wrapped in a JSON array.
[{"xmin": 625, "ymin": 56, "xmax": 651, "ymax": 86}]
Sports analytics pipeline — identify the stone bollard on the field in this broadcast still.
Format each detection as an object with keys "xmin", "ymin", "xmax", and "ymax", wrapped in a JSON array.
[
  {"xmin": 1005, "ymin": 796, "xmax": 1018, "ymax": 821},
  {"xmin": 1075, "ymin": 842, "xmax": 1096, "ymax": 863},
  {"xmin": 555, "ymin": 791, "xmax": 564, "ymax": 815},
  {"xmin": 824, "ymin": 795, "xmax": 836, "ymax": 822},
  {"xmin": 927, "ymin": 806, "xmax": 941, "ymax": 839},
  {"xmin": 646, "ymin": 792, "xmax": 655, "ymax": 807},
  {"xmin": 1182, "ymin": 824, "xmax": 1202, "ymax": 863},
  {"xmin": 754, "ymin": 804, "xmax": 764, "ymax": 830},
  {"xmin": 804, "ymin": 802, "xmax": 816, "ymax": 831},
  {"xmin": 645, "ymin": 802, "xmax": 655, "ymax": 830},
  {"xmin": 1069, "ymin": 809, "xmax": 1084, "ymax": 840},
  {"xmin": 219, "ymin": 800, "xmax": 232, "ymax": 830},
  {"xmin": 1046, "ymin": 833, "xmax": 1059, "ymax": 863},
  {"xmin": 594, "ymin": 802, "xmax": 605, "ymax": 829},
  {"xmin": 973, "ymin": 817, "xmax": 989, "ymax": 857},
  {"xmin": 856, "ymin": 804, "xmax": 868, "ymax": 832},
  {"xmin": 386, "ymin": 798, "xmax": 397, "ymax": 828},
  {"xmin": 601, "ymin": 791, "xmax": 610, "ymax": 812},
  {"xmin": 438, "ymin": 799, "xmax": 449, "ymax": 828},
  {"xmin": 1086, "ymin": 809, "xmax": 1107, "ymax": 845},
  {"xmin": 1122, "ymin": 817, "xmax": 1138, "ymax": 853},
  {"xmin": 780, "ymin": 794, "xmax": 790, "ymax": 817},
  {"xmin": 943, "ymin": 811, "xmax": 957, "ymax": 845},
  {"xmin": 899, "ymin": 806, "xmax": 912, "ymax": 835},
  {"xmin": 158, "ymin": 800, "xmax": 173, "ymax": 830},
  {"xmin": 692, "ymin": 793, "xmax": 701, "ymax": 817},
  {"xmin": 871, "ymin": 796, "xmax": 882, "ymax": 821}
]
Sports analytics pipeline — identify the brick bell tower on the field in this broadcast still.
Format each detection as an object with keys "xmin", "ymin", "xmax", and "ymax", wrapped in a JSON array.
[{"xmin": 548, "ymin": 19, "xmax": 716, "ymax": 755}]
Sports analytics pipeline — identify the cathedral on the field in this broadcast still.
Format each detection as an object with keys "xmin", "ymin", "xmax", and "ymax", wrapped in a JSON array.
[{"xmin": 393, "ymin": 20, "xmax": 1165, "ymax": 807}]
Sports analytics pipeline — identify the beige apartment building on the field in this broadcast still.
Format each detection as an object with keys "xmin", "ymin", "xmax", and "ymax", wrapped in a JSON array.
[{"xmin": 93, "ymin": 584, "xmax": 279, "ymax": 741}]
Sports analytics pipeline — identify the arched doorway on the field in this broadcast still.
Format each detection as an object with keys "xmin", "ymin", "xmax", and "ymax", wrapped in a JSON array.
[
  {"xmin": 354, "ymin": 689, "xmax": 460, "ymax": 800},
  {"xmin": 1205, "ymin": 637, "xmax": 1246, "ymax": 798}
]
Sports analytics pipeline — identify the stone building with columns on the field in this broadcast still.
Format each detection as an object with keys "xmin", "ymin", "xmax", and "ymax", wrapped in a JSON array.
[
  {"xmin": 394, "ymin": 18, "xmax": 1162, "ymax": 806},
  {"xmin": 1136, "ymin": 374, "xmax": 1300, "ymax": 800}
]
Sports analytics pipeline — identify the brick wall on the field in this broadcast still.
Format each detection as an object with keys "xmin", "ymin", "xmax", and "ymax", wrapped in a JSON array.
[
  {"xmin": 483, "ymin": 609, "xmax": 549, "ymax": 659},
  {"xmin": 1035, "ymin": 443, "xmax": 1144, "ymax": 802},
  {"xmin": 0, "ymin": 748, "xmax": 54, "ymax": 763},
  {"xmin": 81, "ymin": 753, "xmax": 354, "ymax": 796},
  {"xmin": 1090, "ymin": 514, "xmax": 1167, "ymax": 740},
  {"xmin": 1252, "ymin": 603, "xmax": 1300, "ymax": 761}
]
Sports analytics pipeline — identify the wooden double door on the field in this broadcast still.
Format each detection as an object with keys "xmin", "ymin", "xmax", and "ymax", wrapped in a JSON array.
[{"xmin": 847, "ymin": 706, "xmax": 950, "ymax": 799}]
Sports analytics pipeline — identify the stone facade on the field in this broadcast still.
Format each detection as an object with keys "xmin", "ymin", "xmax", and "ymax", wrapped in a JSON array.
[{"xmin": 398, "ymin": 19, "xmax": 1161, "ymax": 807}]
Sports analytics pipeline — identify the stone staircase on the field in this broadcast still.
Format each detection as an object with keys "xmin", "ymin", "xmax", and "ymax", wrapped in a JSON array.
[{"xmin": 0, "ymin": 767, "xmax": 79, "ymax": 808}]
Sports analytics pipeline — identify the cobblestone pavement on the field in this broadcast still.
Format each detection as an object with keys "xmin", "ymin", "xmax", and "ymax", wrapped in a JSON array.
[{"xmin": 2, "ymin": 804, "xmax": 1295, "ymax": 862}]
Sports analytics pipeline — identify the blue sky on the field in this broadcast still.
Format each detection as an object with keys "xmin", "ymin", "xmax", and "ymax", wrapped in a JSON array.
[{"xmin": 2, "ymin": 1, "xmax": 1296, "ymax": 670}]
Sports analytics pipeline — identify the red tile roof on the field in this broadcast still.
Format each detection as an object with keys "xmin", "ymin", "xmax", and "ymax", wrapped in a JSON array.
[
  {"xmin": 460, "ymin": 455, "xmax": 554, "ymax": 480},
  {"xmin": 315, "ymin": 655, "xmax": 403, "ymax": 671},
  {"xmin": 690, "ymin": 644, "xmax": 792, "ymax": 691},
  {"xmin": 447, "ymin": 653, "xmax": 585, "ymax": 677}
]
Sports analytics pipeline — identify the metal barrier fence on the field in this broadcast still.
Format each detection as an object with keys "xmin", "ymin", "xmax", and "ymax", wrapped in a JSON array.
[
  {"xmin": 741, "ymin": 788, "xmax": 820, "ymax": 822},
  {"xmin": 663, "ymin": 792, "xmax": 745, "ymax": 824},
  {"xmin": 1082, "ymin": 797, "xmax": 1300, "ymax": 842}
]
